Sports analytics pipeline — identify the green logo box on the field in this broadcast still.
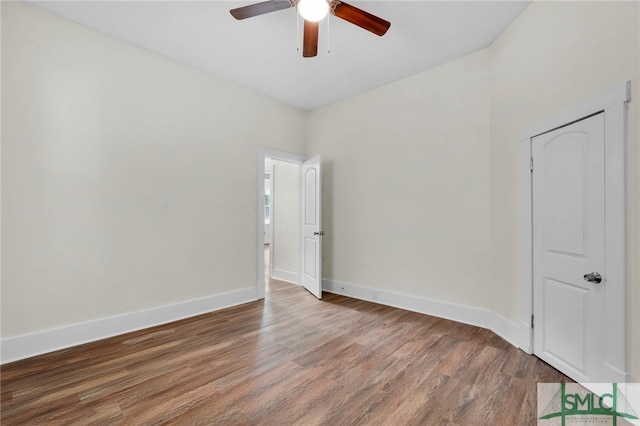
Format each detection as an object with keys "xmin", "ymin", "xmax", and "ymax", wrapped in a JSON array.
[{"xmin": 538, "ymin": 383, "xmax": 640, "ymax": 425}]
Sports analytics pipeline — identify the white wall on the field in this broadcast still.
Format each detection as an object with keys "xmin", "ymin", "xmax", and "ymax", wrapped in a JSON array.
[
  {"xmin": 0, "ymin": 0, "xmax": 4, "ymax": 345},
  {"xmin": 270, "ymin": 160, "xmax": 300, "ymax": 283},
  {"xmin": 1, "ymin": 2, "xmax": 306, "ymax": 340},
  {"xmin": 488, "ymin": 0, "xmax": 639, "ymax": 381},
  {"xmin": 307, "ymin": 50, "xmax": 492, "ymax": 310}
]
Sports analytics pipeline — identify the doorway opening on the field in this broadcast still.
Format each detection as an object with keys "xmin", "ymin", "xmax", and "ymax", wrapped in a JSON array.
[
  {"xmin": 264, "ymin": 158, "xmax": 301, "ymax": 292},
  {"xmin": 256, "ymin": 148, "xmax": 305, "ymax": 299}
]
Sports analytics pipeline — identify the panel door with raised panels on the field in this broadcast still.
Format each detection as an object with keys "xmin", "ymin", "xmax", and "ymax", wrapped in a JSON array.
[
  {"xmin": 302, "ymin": 156, "xmax": 322, "ymax": 299},
  {"xmin": 532, "ymin": 113, "xmax": 605, "ymax": 383}
]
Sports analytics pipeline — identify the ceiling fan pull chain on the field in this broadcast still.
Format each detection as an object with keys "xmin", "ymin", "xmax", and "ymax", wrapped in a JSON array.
[
  {"xmin": 327, "ymin": 11, "xmax": 331, "ymax": 53},
  {"xmin": 296, "ymin": 7, "xmax": 300, "ymax": 52}
]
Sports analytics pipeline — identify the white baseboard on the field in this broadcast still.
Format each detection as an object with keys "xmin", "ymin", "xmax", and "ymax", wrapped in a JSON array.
[
  {"xmin": 322, "ymin": 278, "xmax": 520, "ymax": 348},
  {"xmin": 271, "ymin": 269, "xmax": 299, "ymax": 285},
  {"xmin": 256, "ymin": 280, "xmax": 266, "ymax": 299},
  {"xmin": 1, "ymin": 287, "xmax": 257, "ymax": 364},
  {"xmin": 490, "ymin": 312, "xmax": 522, "ymax": 349},
  {"xmin": 518, "ymin": 320, "xmax": 533, "ymax": 354},
  {"xmin": 603, "ymin": 362, "xmax": 632, "ymax": 383}
]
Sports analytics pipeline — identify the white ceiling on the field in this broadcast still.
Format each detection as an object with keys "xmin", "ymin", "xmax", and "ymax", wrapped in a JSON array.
[{"xmin": 30, "ymin": 1, "xmax": 530, "ymax": 111}]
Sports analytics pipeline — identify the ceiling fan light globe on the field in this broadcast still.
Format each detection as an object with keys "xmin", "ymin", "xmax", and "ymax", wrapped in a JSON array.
[{"xmin": 298, "ymin": 0, "xmax": 329, "ymax": 22}]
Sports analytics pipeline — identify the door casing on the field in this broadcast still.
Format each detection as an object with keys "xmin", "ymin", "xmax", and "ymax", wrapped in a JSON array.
[{"xmin": 519, "ymin": 82, "xmax": 630, "ymax": 383}]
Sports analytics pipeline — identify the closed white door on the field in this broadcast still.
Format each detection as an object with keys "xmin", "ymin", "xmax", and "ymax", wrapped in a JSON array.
[
  {"xmin": 302, "ymin": 155, "xmax": 322, "ymax": 299},
  {"xmin": 532, "ymin": 113, "xmax": 605, "ymax": 382}
]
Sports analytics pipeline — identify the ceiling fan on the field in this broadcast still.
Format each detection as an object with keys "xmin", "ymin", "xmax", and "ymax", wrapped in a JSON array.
[{"xmin": 230, "ymin": 0, "xmax": 391, "ymax": 58}]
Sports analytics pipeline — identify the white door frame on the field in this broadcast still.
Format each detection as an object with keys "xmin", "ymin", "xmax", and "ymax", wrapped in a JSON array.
[
  {"xmin": 519, "ymin": 81, "xmax": 631, "ymax": 382},
  {"xmin": 256, "ymin": 147, "xmax": 306, "ymax": 299}
]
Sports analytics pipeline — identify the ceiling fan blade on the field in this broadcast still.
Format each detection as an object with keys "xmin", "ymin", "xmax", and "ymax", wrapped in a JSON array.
[
  {"xmin": 230, "ymin": 0, "xmax": 292, "ymax": 20},
  {"xmin": 332, "ymin": 1, "xmax": 390, "ymax": 36},
  {"xmin": 303, "ymin": 20, "xmax": 319, "ymax": 58}
]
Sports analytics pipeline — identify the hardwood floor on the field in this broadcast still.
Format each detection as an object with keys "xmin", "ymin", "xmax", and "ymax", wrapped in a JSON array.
[{"xmin": 2, "ymin": 259, "xmax": 570, "ymax": 425}]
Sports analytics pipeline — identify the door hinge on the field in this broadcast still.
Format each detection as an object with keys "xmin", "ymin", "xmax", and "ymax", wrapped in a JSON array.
[
  {"xmin": 530, "ymin": 157, "xmax": 534, "ymax": 172},
  {"xmin": 531, "ymin": 314, "xmax": 534, "ymax": 329}
]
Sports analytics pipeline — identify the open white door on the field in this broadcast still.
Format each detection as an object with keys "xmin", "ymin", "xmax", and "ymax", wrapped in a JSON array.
[{"xmin": 302, "ymin": 155, "xmax": 322, "ymax": 299}]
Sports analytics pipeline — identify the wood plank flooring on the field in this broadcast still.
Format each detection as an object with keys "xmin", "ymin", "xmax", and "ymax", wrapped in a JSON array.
[{"xmin": 1, "ymin": 273, "xmax": 570, "ymax": 424}]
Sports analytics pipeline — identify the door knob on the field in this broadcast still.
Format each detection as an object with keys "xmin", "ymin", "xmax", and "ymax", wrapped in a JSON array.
[
  {"xmin": 583, "ymin": 272, "xmax": 602, "ymax": 283},
  {"xmin": 313, "ymin": 231, "xmax": 325, "ymax": 236}
]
